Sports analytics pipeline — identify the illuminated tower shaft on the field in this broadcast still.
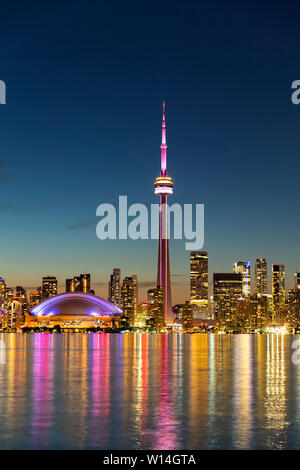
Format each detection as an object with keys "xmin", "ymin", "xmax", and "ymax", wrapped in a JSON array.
[{"xmin": 154, "ymin": 102, "xmax": 174, "ymax": 325}]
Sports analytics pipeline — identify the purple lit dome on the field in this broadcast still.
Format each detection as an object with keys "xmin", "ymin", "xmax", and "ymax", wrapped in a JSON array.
[{"xmin": 30, "ymin": 292, "xmax": 122, "ymax": 318}]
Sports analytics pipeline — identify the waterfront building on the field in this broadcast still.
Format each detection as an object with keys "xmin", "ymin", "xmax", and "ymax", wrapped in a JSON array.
[
  {"xmin": 135, "ymin": 302, "xmax": 149, "ymax": 328},
  {"xmin": 0, "ymin": 278, "xmax": 6, "ymax": 303},
  {"xmin": 5, "ymin": 287, "xmax": 13, "ymax": 303},
  {"xmin": 234, "ymin": 294, "xmax": 271, "ymax": 330},
  {"xmin": 190, "ymin": 251, "xmax": 209, "ymax": 322},
  {"xmin": 256, "ymin": 293, "xmax": 272, "ymax": 328},
  {"xmin": 16, "ymin": 286, "xmax": 26, "ymax": 300},
  {"xmin": 42, "ymin": 276, "xmax": 57, "ymax": 299},
  {"xmin": 121, "ymin": 275, "xmax": 137, "ymax": 326},
  {"xmin": 108, "ymin": 268, "xmax": 122, "ymax": 308},
  {"xmin": 0, "ymin": 279, "xmax": 6, "ymax": 316},
  {"xmin": 29, "ymin": 291, "xmax": 42, "ymax": 307},
  {"xmin": 213, "ymin": 273, "xmax": 243, "ymax": 326},
  {"xmin": 3, "ymin": 297, "xmax": 23, "ymax": 330},
  {"xmin": 26, "ymin": 292, "xmax": 122, "ymax": 329},
  {"xmin": 272, "ymin": 264, "xmax": 285, "ymax": 323},
  {"xmin": 233, "ymin": 261, "xmax": 251, "ymax": 296},
  {"xmin": 255, "ymin": 258, "xmax": 267, "ymax": 294},
  {"xmin": 15, "ymin": 286, "xmax": 27, "ymax": 325},
  {"xmin": 154, "ymin": 102, "xmax": 174, "ymax": 326},
  {"xmin": 236, "ymin": 296, "xmax": 250, "ymax": 328},
  {"xmin": 0, "ymin": 279, "xmax": 6, "ymax": 327},
  {"xmin": 66, "ymin": 273, "xmax": 90, "ymax": 294},
  {"xmin": 147, "ymin": 286, "xmax": 164, "ymax": 331},
  {"xmin": 173, "ymin": 302, "xmax": 193, "ymax": 331},
  {"xmin": 145, "ymin": 316, "xmax": 156, "ymax": 330},
  {"xmin": 190, "ymin": 251, "xmax": 208, "ymax": 300},
  {"xmin": 288, "ymin": 285, "xmax": 300, "ymax": 326}
]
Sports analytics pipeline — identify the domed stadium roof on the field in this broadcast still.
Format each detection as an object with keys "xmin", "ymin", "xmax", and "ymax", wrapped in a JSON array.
[{"xmin": 30, "ymin": 292, "xmax": 122, "ymax": 318}]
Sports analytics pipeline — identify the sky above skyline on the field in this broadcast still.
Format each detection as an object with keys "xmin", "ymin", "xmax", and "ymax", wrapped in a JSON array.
[{"xmin": 0, "ymin": 1, "xmax": 300, "ymax": 303}]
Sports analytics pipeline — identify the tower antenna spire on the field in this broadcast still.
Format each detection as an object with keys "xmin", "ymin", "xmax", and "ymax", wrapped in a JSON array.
[{"xmin": 161, "ymin": 101, "xmax": 167, "ymax": 176}]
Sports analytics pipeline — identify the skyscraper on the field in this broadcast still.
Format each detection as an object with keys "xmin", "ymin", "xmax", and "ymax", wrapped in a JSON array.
[
  {"xmin": 190, "ymin": 251, "xmax": 208, "ymax": 300},
  {"xmin": 233, "ymin": 261, "xmax": 251, "ymax": 297},
  {"xmin": 213, "ymin": 273, "xmax": 243, "ymax": 326},
  {"xmin": 288, "ymin": 285, "xmax": 300, "ymax": 326},
  {"xmin": 16, "ymin": 286, "xmax": 27, "ymax": 300},
  {"xmin": 295, "ymin": 272, "xmax": 300, "ymax": 287},
  {"xmin": 147, "ymin": 286, "xmax": 164, "ymax": 332},
  {"xmin": 3, "ymin": 297, "xmax": 23, "ymax": 330},
  {"xmin": 121, "ymin": 275, "xmax": 137, "ymax": 326},
  {"xmin": 154, "ymin": 102, "xmax": 174, "ymax": 326},
  {"xmin": 29, "ymin": 291, "xmax": 42, "ymax": 307},
  {"xmin": 0, "ymin": 278, "xmax": 6, "ymax": 326},
  {"xmin": 135, "ymin": 302, "xmax": 149, "ymax": 328},
  {"xmin": 42, "ymin": 276, "xmax": 57, "ymax": 299},
  {"xmin": 108, "ymin": 268, "xmax": 122, "ymax": 308},
  {"xmin": 190, "ymin": 251, "xmax": 209, "ymax": 320},
  {"xmin": 0, "ymin": 278, "xmax": 6, "ymax": 302},
  {"xmin": 255, "ymin": 258, "xmax": 267, "ymax": 294},
  {"xmin": 66, "ymin": 273, "xmax": 90, "ymax": 293},
  {"xmin": 272, "ymin": 264, "xmax": 285, "ymax": 320},
  {"xmin": 173, "ymin": 302, "xmax": 193, "ymax": 332}
]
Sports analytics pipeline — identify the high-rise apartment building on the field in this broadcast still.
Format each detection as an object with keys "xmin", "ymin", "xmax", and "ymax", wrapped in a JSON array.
[
  {"xmin": 173, "ymin": 302, "xmax": 193, "ymax": 332},
  {"xmin": 255, "ymin": 258, "xmax": 267, "ymax": 295},
  {"xmin": 16, "ymin": 286, "xmax": 27, "ymax": 301},
  {"xmin": 108, "ymin": 268, "xmax": 122, "ymax": 308},
  {"xmin": 190, "ymin": 251, "xmax": 208, "ymax": 300},
  {"xmin": 256, "ymin": 293, "xmax": 272, "ymax": 328},
  {"xmin": 190, "ymin": 251, "xmax": 210, "ymax": 324},
  {"xmin": 42, "ymin": 276, "xmax": 57, "ymax": 299},
  {"xmin": 0, "ymin": 278, "xmax": 6, "ymax": 327},
  {"xmin": 135, "ymin": 302, "xmax": 149, "ymax": 328},
  {"xmin": 288, "ymin": 285, "xmax": 300, "ymax": 326},
  {"xmin": 190, "ymin": 251, "xmax": 209, "ymax": 320},
  {"xmin": 233, "ymin": 261, "xmax": 251, "ymax": 297},
  {"xmin": 147, "ymin": 286, "xmax": 164, "ymax": 331},
  {"xmin": 66, "ymin": 273, "xmax": 90, "ymax": 294},
  {"xmin": 213, "ymin": 273, "xmax": 243, "ymax": 326},
  {"xmin": 3, "ymin": 298, "xmax": 23, "ymax": 330},
  {"xmin": 272, "ymin": 264, "xmax": 285, "ymax": 323},
  {"xmin": 5, "ymin": 287, "xmax": 13, "ymax": 305},
  {"xmin": 121, "ymin": 275, "xmax": 137, "ymax": 326},
  {"xmin": 0, "ymin": 278, "xmax": 6, "ymax": 304},
  {"xmin": 29, "ymin": 291, "xmax": 42, "ymax": 307}
]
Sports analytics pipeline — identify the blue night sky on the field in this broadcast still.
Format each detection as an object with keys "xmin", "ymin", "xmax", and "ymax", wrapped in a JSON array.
[{"xmin": 0, "ymin": 0, "xmax": 299, "ymax": 303}]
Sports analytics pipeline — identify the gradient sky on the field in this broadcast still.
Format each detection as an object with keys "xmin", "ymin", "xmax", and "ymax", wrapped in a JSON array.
[{"xmin": 0, "ymin": 0, "xmax": 299, "ymax": 303}]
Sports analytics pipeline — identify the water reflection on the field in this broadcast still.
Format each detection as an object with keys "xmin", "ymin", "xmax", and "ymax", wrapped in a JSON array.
[
  {"xmin": 0, "ymin": 333, "xmax": 298, "ymax": 449},
  {"xmin": 31, "ymin": 334, "xmax": 54, "ymax": 447},
  {"xmin": 263, "ymin": 334, "xmax": 289, "ymax": 449}
]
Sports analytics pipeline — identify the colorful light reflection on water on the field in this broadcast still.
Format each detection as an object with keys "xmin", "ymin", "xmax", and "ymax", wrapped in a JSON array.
[{"xmin": 0, "ymin": 333, "xmax": 299, "ymax": 449}]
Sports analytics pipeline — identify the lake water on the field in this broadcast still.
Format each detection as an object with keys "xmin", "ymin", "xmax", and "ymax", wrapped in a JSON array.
[{"xmin": 0, "ymin": 332, "xmax": 299, "ymax": 450}]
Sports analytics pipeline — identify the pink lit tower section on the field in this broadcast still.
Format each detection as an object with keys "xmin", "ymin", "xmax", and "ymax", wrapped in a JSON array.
[{"xmin": 154, "ymin": 102, "xmax": 174, "ymax": 326}]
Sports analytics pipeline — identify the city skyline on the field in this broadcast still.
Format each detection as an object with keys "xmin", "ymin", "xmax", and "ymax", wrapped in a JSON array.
[
  {"xmin": 2, "ymin": 0, "xmax": 300, "ymax": 455},
  {"xmin": 2, "ymin": 249, "xmax": 300, "ymax": 332},
  {"xmin": 0, "ymin": 254, "xmax": 298, "ymax": 302},
  {"xmin": 0, "ymin": 2, "xmax": 299, "ymax": 304}
]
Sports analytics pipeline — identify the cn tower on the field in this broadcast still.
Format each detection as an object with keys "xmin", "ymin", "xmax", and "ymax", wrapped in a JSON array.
[{"xmin": 154, "ymin": 102, "xmax": 174, "ymax": 326}]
